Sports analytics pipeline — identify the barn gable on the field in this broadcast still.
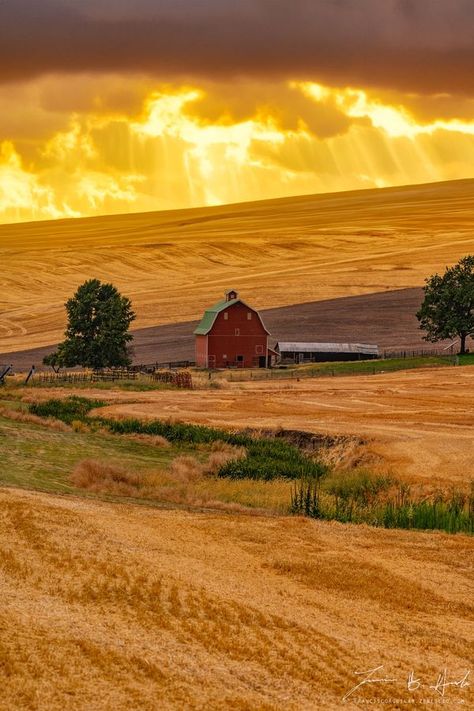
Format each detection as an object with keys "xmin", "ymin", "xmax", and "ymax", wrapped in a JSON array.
[{"xmin": 194, "ymin": 293, "xmax": 270, "ymax": 336}]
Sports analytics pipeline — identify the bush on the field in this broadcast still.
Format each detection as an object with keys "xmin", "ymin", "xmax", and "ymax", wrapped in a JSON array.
[
  {"xmin": 29, "ymin": 396, "xmax": 105, "ymax": 424},
  {"xmin": 71, "ymin": 459, "xmax": 142, "ymax": 496}
]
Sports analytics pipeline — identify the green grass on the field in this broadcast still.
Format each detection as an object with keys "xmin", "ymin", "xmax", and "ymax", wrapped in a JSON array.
[
  {"xmin": 227, "ymin": 355, "xmax": 454, "ymax": 382},
  {"xmin": 0, "ymin": 415, "xmax": 181, "ymax": 494},
  {"xmin": 30, "ymin": 397, "xmax": 328, "ymax": 482},
  {"xmin": 0, "ymin": 403, "xmax": 296, "ymax": 513},
  {"xmin": 302, "ymin": 355, "xmax": 452, "ymax": 376},
  {"xmin": 291, "ymin": 477, "xmax": 474, "ymax": 535},
  {"xmin": 30, "ymin": 396, "xmax": 106, "ymax": 424},
  {"xmin": 25, "ymin": 378, "xmax": 176, "ymax": 392},
  {"xmin": 458, "ymin": 354, "xmax": 474, "ymax": 365}
]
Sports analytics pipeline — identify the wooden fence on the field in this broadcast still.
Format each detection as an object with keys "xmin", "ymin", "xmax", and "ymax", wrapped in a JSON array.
[
  {"xmin": 38, "ymin": 368, "xmax": 138, "ymax": 384},
  {"xmin": 130, "ymin": 360, "xmax": 195, "ymax": 373}
]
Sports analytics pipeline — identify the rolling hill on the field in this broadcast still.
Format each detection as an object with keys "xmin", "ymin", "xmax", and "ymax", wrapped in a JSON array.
[{"xmin": 1, "ymin": 178, "xmax": 473, "ymax": 355}]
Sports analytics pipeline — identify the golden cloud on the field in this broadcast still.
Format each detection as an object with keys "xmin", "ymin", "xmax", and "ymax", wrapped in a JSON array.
[{"xmin": 0, "ymin": 78, "xmax": 474, "ymax": 224}]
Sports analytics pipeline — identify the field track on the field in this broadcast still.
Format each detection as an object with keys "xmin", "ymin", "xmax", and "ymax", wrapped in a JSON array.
[
  {"xmin": 1, "ymin": 178, "xmax": 473, "ymax": 354},
  {"xmin": 1, "ymin": 487, "xmax": 472, "ymax": 710}
]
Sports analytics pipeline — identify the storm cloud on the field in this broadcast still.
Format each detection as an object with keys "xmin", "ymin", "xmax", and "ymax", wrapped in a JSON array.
[{"xmin": 1, "ymin": 0, "xmax": 473, "ymax": 94}]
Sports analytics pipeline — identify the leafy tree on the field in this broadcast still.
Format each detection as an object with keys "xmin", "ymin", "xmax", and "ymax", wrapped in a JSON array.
[
  {"xmin": 416, "ymin": 256, "xmax": 474, "ymax": 355},
  {"xmin": 44, "ymin": 279, "xmax": 136, "ymax": 368}
]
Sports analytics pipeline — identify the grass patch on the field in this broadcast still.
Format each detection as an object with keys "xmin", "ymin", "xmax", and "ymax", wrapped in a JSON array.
[
  {"xmin": 458, "ymin": 354, "xmax": 474, "ymax": 366},
  {"xmin": 291, "ymin": 476, "xmax": 474, "ymax": 535},
  {"xmin": 223, "ymin": 355, "xmax": 453, "ymax": 382},
  {"xmin": 0, "ymin": 414, "xmax": 178, "ymax": 494},
  {"xmin": 0, "ymin": 396, "xmax": 299, "ymax": 512},
  {"xmin": 26, "ymin": 378, "xmax": 174, "ymax": 392},
  {"xmin": 30, "ymin": 397, "xmax": 328, "ymax": 482},
  {"xmin": 0, "ymin": 411, "xmax": 291, "ymax": 511},
  {"xmin": 107, "ymin": 418, "xmax": 327, "ymax": 480}
]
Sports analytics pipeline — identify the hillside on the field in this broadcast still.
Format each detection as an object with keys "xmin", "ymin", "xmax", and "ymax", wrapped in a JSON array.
[
  {"xmin": 1, "ymin": 178, "xmax": 473, "ymax": 354},
  {"xmin": 1, "ymin": 487, "xmax": 472, "ymax": 710}
]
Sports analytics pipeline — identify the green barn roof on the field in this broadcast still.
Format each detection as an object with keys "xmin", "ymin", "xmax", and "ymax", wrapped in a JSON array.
[
  {"xmin": 194, "ymin": 294, "xmax": 270, "ymax": 336},
  {"xmin": 194, "ymin": 298, "xmax": 240, "ymax": 335}
]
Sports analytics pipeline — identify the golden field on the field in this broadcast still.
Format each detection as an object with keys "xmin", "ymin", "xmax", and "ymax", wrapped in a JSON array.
[
  {"xmin": 1, "ymin": 178, "xmax": 474, "ymax": 354},
  {"xmin": 1, "ymin": 487, "xmax": 472, "ymax": 710}
]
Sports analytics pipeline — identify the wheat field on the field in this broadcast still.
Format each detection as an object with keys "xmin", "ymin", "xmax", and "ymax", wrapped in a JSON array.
[
  {"xmin": 1, "ymin": 178, "xmax": 474, "ymax": 354},
  {"xmin": 1, "ymin": 487, "xmax": 472, "ymax": 710}
]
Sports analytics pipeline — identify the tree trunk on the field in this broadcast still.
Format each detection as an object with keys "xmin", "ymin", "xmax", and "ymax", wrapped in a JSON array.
[{"xmin": 460, "ymin": 332, "xmax": 467, "ymax": 355}]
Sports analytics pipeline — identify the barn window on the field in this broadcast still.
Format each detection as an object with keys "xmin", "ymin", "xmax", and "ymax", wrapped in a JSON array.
[
  {"xmin": 247, "ymin": 312, "xmax": 252, "ymax": 320},
  {"xmin": 255, "ymin": 345, "xmax": 264, "ymax": 354},
  {"xmin": 235, "ymin": 328, "xmax": 240, "ymax": 336},
  {"xmin": 223, "ymin": 312, "xmax": 229, "ymax": 320}
]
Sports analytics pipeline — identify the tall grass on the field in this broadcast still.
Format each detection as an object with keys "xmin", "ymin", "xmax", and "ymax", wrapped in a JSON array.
[
  {"xmin": 29, "ymin": 397, "xmax": 328, "ymax": 482},
  {"xmin": 291, "ymin": 478, "xmax": 474, "ymax": 535}
]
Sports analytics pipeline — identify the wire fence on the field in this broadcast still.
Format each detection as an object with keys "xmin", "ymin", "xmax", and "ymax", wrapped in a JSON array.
[{"xmin": 224, "ymin": 355, "xmax": 457, "ymax": 383}]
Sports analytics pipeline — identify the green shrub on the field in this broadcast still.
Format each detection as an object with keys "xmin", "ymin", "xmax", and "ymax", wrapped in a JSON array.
[{"xmin": 29, "ymin": 396, "xmax": 106, "ymax": 424}]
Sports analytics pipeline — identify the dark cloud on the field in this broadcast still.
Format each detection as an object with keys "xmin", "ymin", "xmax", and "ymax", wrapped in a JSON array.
[
  {"xmin": 183, "ymin": 81, "xmax": 359, "ymax": 138},
  {"xmin": 1, "ymin": 0, "xmax": 473, "ymax": 94}
]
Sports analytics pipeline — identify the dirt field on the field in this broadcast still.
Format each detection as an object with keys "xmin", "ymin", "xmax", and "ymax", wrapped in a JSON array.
[
  {"xmin": 1, "ymin": 487, "xmax": 472, "ymax": 710},
  {"xmin": 1, "ymin": 178, "xmax": 474, "ymax": 354},
  {"xmin": 60, "ymin": 364, "xmax": 473, "ymax": 486}
]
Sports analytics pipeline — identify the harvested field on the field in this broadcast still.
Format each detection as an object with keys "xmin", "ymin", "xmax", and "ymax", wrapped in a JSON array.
[
  {"xmin": 0, "ymin": 487, "xmax": 472, "ymax": 710},
  {"xmin": 64, "ymin": 364, "xmax": 474, "ymax": 486},
  {"xmin": 1, "ymin": 178, "xmax": 474, "ymax": 354}
]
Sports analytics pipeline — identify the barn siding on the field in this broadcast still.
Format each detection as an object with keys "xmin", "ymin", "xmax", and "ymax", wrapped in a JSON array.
[
  {"xmin": 195, "ymin": 334, "xmax": 208, "ymax": 367},
  {"xmin": 195, "ymin": 300, "xmax": 269, "ymax": 368}
]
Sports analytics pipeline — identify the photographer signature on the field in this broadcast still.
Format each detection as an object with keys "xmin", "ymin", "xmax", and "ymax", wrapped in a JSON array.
[{"xmin": 343, "ymin": 664, "xmax": 470, "ymax": 701}]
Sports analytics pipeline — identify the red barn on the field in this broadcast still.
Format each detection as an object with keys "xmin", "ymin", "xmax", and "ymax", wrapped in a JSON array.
[{"xmin": 194, "ymin": 290, "xmax": 273, "ymax": 368}]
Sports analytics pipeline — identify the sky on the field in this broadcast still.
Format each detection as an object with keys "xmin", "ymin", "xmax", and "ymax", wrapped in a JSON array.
[{"xmin": 0, "ymin": 0, "xmax": 473, "ymax": 223}]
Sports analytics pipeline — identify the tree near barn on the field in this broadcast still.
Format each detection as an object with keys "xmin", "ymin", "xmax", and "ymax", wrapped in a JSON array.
[
  {"xmin": 44, "ymin": 279, "xmax": 136, "ymax": 368},
  {"xmin": 416, "ymin": 256, "xmax": 474, "ymax": 355}
]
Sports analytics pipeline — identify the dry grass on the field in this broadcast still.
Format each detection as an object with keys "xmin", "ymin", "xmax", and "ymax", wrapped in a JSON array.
[
  {"xmin": 0, "ymin": 405, "xmax": 71, "ymax": 432},
  {"xmin": 121, "ymin": 432, "xmax": 171, "ymax": 448},
  {"xmin": 1, "ymin": 178, "xmax": 474, "ymax": 354},
  {"xmin": 0, "ymin": 487, "xmax": 472, "ymax": 710},
  {"xmin": 68, "ymin": 444, "xmax": 271, "ymax": 511},
  {"xmin": 70, "ymin": 460, "xmax": 144, "ymax": 497},
  {"xmin": 317, "ymin": 437, "xmax": 376, "ymax": 471}
]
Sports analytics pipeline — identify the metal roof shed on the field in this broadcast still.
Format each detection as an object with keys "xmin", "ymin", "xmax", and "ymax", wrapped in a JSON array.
[{"xmin": 275, "ymin": 342, "xmax": 379, "ymax": 363}]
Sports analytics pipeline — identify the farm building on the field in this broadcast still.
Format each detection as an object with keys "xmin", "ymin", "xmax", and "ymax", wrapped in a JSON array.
[
  {"xmin": 195, "ymin": 290, "xmax": 275, "ymax": 368},
  {"xmin": 275, "ymin": 342, "xmax": 379, "ymax": 363}
]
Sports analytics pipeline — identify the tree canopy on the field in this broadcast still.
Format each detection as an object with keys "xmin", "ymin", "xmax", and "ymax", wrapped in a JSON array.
[
  {"xmin": 44, "ymin": 279, "xmax": 136, "ymax": 368},
  {"xmin": 416, "ymin": 255, "xmax": 474, "ymax": 355}
]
